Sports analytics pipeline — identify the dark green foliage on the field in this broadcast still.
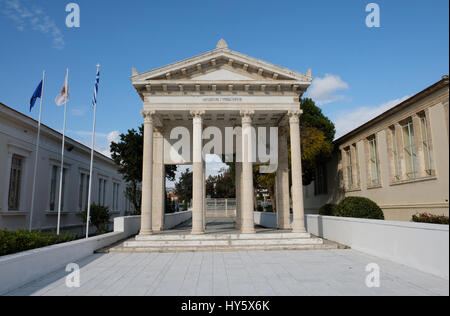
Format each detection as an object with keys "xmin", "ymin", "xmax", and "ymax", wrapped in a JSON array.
[
  {"xmin": 336, "ymin": 197, "xmax": 384, "ymax": 220},
  {"xmin": 0, "ymin": 230, "xmax": 77, "ymax": 257},
  {"xmin": 110, "ymin": 125, "xmax": 177, "ymax": 212},
  {"xmin": 165, "ymin": 196, "xmax": 176, "ymax": 214},
  {"xmin": 78, "ymin": 203, "xmax": 111, "ymax": 233},
  {"xmin": 205, "ymin": 168, "xmax": 235, "ymax": 198},
  {"xmin": 300, "ymin": 98, "xmax": 336, "ymax": 143},
  {"xmin": 175, "ymin": 169, "xmax": 193, "ymax": 205},
  {"xmin": 412, "ymin": 213, "xmax": 449, "ymax": 225},
  {"xmin": 299, "ymin": 98, "xmax": 336, "ymax": 185},
  {"xmin": 318, "ymin": 203, "xmax": 337, "ymax": 216}
]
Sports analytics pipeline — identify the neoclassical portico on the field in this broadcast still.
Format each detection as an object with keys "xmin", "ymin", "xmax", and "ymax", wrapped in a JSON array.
[{"xmin": 131, "ymin": 39, "xmax": 312, "ymax": 235}]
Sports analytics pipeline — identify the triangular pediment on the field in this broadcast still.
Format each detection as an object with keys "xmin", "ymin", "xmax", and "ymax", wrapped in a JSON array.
[
  {"xmin": 191, "ymin": 68, "xmax": 255, "ymax": 81},
  {"xmin": 131, "ymin": 42, "xmax": 313, "ymax": 84}
]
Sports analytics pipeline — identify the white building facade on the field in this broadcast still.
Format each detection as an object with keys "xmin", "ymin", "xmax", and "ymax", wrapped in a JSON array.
[
  {"xmin": 0, "ymin": 103, "xmax": 128, "ymax": 234},
  {"xmin": 304, "ymin": 76, "xmax": 449, "ymax": 221}
]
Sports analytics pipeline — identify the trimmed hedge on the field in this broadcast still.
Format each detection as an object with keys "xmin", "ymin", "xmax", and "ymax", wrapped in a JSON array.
[
  {"xmin": 318, "ymin": 204, "xmax": 337, "ymax": 216},
  {"xmin": 0, "ymin": 230, "xmax": 77, "ymax": 257},
  {"xmin": 335, "ymin": 197, "xmax": 384, "ymax": 220},
  {"xmin": 412, "ymin": 213, "xmax": 449, "ymax": 225}
]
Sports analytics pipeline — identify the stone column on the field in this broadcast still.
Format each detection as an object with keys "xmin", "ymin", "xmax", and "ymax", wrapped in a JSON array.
[
  {"xmin": 276, "ymin": 125, "xmax": 291, "ymax": 230},
  {"xmin": 240, "ymin": 111, "xmax": 255, "ymax": 234},
  {"xmin": 191, "ymin": 110, "xmax": 205, "ymax": 235},
  {"xmin": 235, "ymin": 162, "xmax": 242, "ymax": 229},
  {"xmin": 152, "ymin": 127, "xmax": 165, "ymax": 232},
  {"xmin": 203, "ymin": 161, "xmax": 207, "ymax": 231},
  {"xmin": 139, "ymin": 110, "xmax": 155, "ymax": 236},
  {"xmin": 288, "ymin": 110, "xmax": 307, "ymax": 233}
]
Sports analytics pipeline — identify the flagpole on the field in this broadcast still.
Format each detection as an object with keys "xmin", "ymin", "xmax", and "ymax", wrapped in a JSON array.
[
  {"xmin": 57, "ymin": 68, "xmax": 69, "ymax": 235},
  {"xmin": 86, "ymin": 64, "xmax": 100, "ymax": 239},
  {"xmin": 29, "ymin": 70, "xmax": 46, "ymax": 232}
]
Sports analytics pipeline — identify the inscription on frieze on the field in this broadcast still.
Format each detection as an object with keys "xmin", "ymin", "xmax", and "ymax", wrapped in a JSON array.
[{"xmin": 202, "ymin": 97, "xmax": 243, "ymax": 103}]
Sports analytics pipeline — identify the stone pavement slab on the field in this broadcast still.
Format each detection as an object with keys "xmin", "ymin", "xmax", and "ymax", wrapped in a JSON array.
[{"xmin": 4, "ymin": 249, "xmax": 449, "ymax": 296}]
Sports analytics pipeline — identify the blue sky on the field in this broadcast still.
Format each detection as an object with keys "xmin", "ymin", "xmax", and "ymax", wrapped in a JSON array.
[{"xmin": 0, "ymin": 0, "xmax": 448, "ymax": 185}]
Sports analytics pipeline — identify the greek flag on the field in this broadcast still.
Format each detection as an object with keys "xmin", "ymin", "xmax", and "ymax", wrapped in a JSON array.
[{"xmin": 92, "ymin": 66, "xmax": 100, "ymax": 107}]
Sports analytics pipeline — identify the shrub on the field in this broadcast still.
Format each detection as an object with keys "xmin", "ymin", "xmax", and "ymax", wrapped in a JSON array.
[
  {"xmin": 336, "ymin": 197, "xmax": 384, "ymax": 220},
  {"xmin": 318, "ymin": 204, "xmax": 337, "ymax": 216},
  {"xmin": 412, "ymin": 213, "xmax": 449, "ymax": 225},
  {"xmin": 0, "ymin": 230, "xmax": 77, "ymax": 257},
  {"xmin": 79, "ymin": 203, "xmax": 111, "ymax": 234}
]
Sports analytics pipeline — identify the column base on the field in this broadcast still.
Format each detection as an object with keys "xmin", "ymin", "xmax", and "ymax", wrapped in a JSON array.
[
  {"xmin": 191, "ymin": 229, "xmax": 205, "ymax": 235},
  {"xmin": 278, "ymin": 225, "xmax": 292, "ymax": 230},
  {"xmin": 139, "ymin": 229, "xmax": 153, "ymax": 236},
  {"xmin": 240, "ymin": 228, "xmax": 256, "ymax": 234},
  {"xmin": 292, "ymin": 227, "xmax": 307, "ymax": 233}
]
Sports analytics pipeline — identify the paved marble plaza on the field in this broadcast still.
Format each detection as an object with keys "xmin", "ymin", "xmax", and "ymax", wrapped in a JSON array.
[{"xmin": 5, "ymin": 249, "xmax": 448, "ymax": 296}]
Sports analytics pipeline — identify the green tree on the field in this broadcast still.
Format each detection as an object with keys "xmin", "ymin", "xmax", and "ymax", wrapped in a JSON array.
[
  {"xmin": 206, "ymin": 167, "xmax": 235, "ymax": 198},
  {"xmin": 175, "ymin": 168, "xmax": 193, "ymax": 209},
  {"xmin": 110, "ymin": 125, "xmax": 177, "ymax": 213},
  {"xmin": 254, "ymin": 98, "xmax": 335, "ymax": 211}
]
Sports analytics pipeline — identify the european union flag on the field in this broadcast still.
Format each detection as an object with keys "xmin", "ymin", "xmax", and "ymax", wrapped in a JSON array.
[{"xmin": 30, "ymin": 80, "xmax": 43, "ymax": 112}]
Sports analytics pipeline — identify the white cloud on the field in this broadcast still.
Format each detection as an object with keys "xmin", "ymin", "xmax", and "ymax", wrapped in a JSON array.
[
  {"xmin": 333, "ymin": 95, "xmax": 410, "ymax": 139},
  {"xmin": 71, "ymin": 107, "xmax": 87, "ymax": 117},
  {"xmin": 0, "ymin": 0, "xmax": 65, "ymax": 49},
  {"xmin": 307, "ymin": 74, "xmax": 349, "ymax": 105},
  {"xmin": 67, "ymin": 130, "xmax": 120, "ymax": 158}
]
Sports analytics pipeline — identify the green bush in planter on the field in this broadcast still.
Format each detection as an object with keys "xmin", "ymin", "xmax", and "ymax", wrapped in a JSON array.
[
  {"xmin": 318, "ymin": 204, "xmax": 338, "ymax": 216},
  {"xmin": 79, "ymin": 203, "xmax": 111, "ymax": 234},
  {"xmin": 0, "ymin": 230, "xmax": 77, "ymax": 257},
  {"xmin": 336, "ymin": 197, "xmax": 384, "ymax": 220}
]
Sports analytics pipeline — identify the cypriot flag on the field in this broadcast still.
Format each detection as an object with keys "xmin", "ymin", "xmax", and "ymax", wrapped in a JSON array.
[{"xmin": 55, "ymin": 71, "xmax": 70, "ymax": 106}]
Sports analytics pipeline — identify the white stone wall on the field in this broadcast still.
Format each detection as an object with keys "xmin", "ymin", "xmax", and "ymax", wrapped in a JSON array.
[
  {"xmin": 0, "ymin": 104, "xmax": 128, "ymax": 234},
  {"xmin": 0, "ymin": 216, "xmax": 141, "ymax": 295},
  {"xmin": 305, "ymin": 215, "xmax": 449, "ymax": 279},
  {"xmin": 253, "ymin": 211, "xmax": 449, "ymax": 279}
]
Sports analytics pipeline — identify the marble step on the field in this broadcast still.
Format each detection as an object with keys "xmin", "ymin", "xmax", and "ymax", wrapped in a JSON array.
[
  {"xmin": 106, "ymin": 243, "xmax": 338, "ymax": 254},
  {"xmin": 124, "ymin": 237, "xmax": 323, "ymax": 248},
  {"xmin": 135, "ymin": 232, "xmax": 311, "ymax": 241}
]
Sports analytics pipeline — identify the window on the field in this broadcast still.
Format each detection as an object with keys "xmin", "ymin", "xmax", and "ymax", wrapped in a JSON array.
[
  {"xmin": 78, "ymin": 173, "xmax": 92, "ymax": 211},
  {"xmin": 49, "ymin": 166, "xmax": 68, "ymax": 211},
  {"xmin": 368, "ymin": 137, "xmax": 380, "ymax": 186},
  {"xmin": 49, "ymin": 166, "xmax": 58, "ymax": 211},
  {"xmin": 85, "ymin": 175, "xmax": 90, "ymax": 209},
  {"xmin": 98, "ymin": 178, "xmax": 107, "ymax": 206},
  {"xmin": 61, "ymin": 168, "xmax": 67, "ymax": 210},
  {"xmin": 112, "ymin": 183, "xmax": 120, "ymax": 210},
  {"xmin": 8, "ymin": 155, "xmax": 23, "ymax": 210},
  {"xmin": 420, "ymin": 114, "xmax": 434, "ymax": 175},
  {"xmin": 345, "ymin": 148, "xmax": 353, "ymax": 189},
  {"xmin": 402, "ymin": 119, "xmax": 418, "ymax": 179},
  {"xmin": 390, "ymin": 127, "xmax": 401, "ymax": 180},
  {"xmin": 314, "ymin": 165, "xmax": 327, "ymax": 196},
  {"xmin": 79, "ymin": 174, "xmax": 85, "ymax": 210},
  {"xmin": 352, "ymin": 144, "xmax": 360, "ymax": 187}
]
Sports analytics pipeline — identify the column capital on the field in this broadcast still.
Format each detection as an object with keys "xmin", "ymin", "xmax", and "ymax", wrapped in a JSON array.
[
  {"xmin": 288, "ymin": 110, "xmax": 303, "ymax": 124},
  {"xmin": 190, "ymin": 110, "xmax": 206, "ymax": 119},
  {"xmin": 141, "ymin": 110, "xmax": 156, "ymax": 123},
  {"xmin": 154, "ymin": 125, "xmax": 164, "ymax": 136},
  {"xmin": 240, "ymin": 110, "xmax": 255, "ymax": 124}
]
